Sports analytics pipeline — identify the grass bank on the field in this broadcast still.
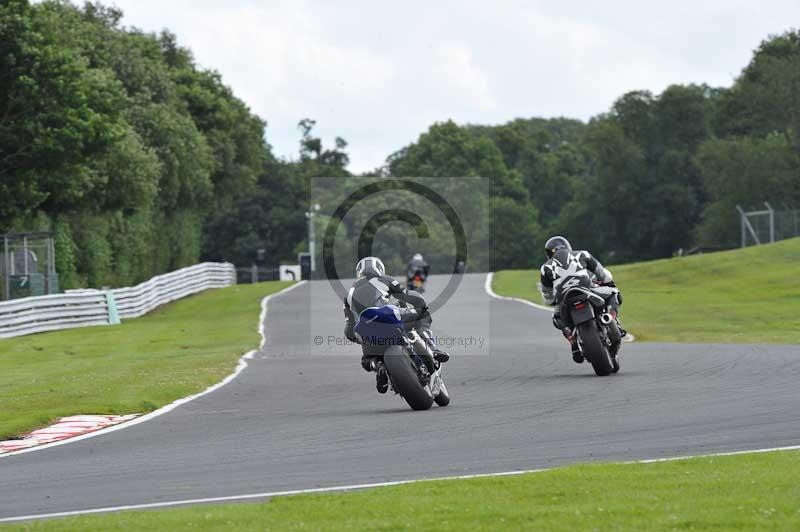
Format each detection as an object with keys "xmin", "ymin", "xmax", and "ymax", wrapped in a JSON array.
[
  {"xmin": 7, "ymin": 450, "xmax": 800, "ymax": 530},
  {"xmin": 492, "ymin": 238, "xmax": 800, "ymax": 343},
  {"xmin": 0, "ymin": 281, "xmax": 291, "ymax": 439}
]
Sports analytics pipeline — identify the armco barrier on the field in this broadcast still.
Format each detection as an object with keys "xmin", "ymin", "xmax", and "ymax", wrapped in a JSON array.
[{"xmin": 0, "ymin": 262, "xmax": 236, "ymax": 339}]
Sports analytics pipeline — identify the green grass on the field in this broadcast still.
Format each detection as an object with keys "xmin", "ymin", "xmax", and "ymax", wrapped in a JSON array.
[
  {"xmin": 6, "ymin": 450, "xmax": 800, "ymax": 530},
  {"xmin": 492, "ymin": 237, "xmax": 800, "ymax": 343},
  {"xmin": 0, "ymin": 281, "xmax": 291, "ymax": 440}
]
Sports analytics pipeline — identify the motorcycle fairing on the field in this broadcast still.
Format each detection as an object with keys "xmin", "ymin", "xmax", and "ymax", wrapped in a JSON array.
[{"xmin": 354, "ymin": 305, "xmax": 404, "ymax": 343}]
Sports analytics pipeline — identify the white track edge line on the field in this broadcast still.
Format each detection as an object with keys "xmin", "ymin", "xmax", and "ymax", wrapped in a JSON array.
[
  {"xmin": 484, "ymin": 272, "xmax": 635, "ymax": 342},
  {"xmin": 0, "ymin": 470, "xmax": 544, "ymax": 523},
  {"xmin": 4, "ymin": 444, "xmax": 800, "ymax": 523},
  {"xmin": 0, "ymin": 281, "xmax": 306, "ymax": 460},
  {"xmin": 484, "ymin": 272, "xmax": 552, "ymax": 311}
]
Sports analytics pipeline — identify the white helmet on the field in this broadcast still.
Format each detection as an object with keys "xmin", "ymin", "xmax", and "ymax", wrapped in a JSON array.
[
  {"xmin": 355, "ymin": 256, "xmax": 385, "ymax": 279},
  {"xmin": 412, "ymin": 253, "xmax": 423, "ymax": 261}
]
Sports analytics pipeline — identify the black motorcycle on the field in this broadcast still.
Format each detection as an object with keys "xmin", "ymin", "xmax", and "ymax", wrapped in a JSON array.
[{"xmin": 557, "ymin": 274, "xmax": 623, "ymax": 376}]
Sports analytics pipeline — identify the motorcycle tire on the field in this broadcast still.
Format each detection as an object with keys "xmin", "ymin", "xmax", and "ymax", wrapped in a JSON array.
[
  {"xmin": 383, "ymin": 345, "xmax": 434, "ymax": 411},
  {"xmin": 606, "ymin": 322, "xmax": 622, "ymax": 374},
  {"xmin": 578, "ymin": 321, "xmax": 615, "ymax": 377},
  {"xmin": 607, "ymin": 321, "xmax": 622, "ymax": 356},
  {"xmin": 434, "ymin": 381, "xmax": 450, "ymax": 407}
]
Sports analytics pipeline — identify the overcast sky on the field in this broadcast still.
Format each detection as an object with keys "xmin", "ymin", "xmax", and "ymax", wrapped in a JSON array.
[{"xmin": 108, "ymin": 0, "xmax": 800, "ymax": 172}]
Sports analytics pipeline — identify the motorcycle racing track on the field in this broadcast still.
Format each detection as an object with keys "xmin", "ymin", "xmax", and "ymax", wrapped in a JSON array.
[{"xmin": 1, "ymin": 273, "xmax": 799, "ymax": 520}]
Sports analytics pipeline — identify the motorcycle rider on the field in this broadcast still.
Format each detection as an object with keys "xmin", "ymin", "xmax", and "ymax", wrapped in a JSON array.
[
  {"xmin": 343, "ymin": 256, "xmax": 449, "ymax": 393},
  {"xmin": 406, "ymin": 253, "xmax": 430, "ymax": 289},
  {"xmin": 539, "ymin": 236, "xmax": 626, "ymax": 363}
]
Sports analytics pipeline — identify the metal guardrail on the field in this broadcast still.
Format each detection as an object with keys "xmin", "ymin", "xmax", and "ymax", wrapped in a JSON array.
[{"xmin": 0, "ymin": 262, "xmax": 236, "ymax": 339}]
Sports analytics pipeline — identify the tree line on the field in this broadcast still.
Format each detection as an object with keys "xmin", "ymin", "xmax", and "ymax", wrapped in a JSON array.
[{"xmin": 2, "ymin": 0, "xmax": 799, "ymax": 289}]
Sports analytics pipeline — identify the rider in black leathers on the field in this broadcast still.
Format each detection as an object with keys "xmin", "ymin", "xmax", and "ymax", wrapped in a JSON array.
[
  {"xmin": 343, "ymin": 256, "xmax": 449, "ymax": 393},
  {"xmin": 539, "ymin": 236, "xmax": 626, "ymax": 363}
]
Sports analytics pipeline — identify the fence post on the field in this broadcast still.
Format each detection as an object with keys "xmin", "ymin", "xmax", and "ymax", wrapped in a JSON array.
[
  {"xmin": 736, "ymin": 205, "xmax": 746, "ymax": 247},
  {"xmin": 3, "ymin": 235, "xmax": 9, "ymax": 301},
  {"xmin": 764, "ymin": 202, "xmax": 775, "ymax": 243},
  {"xmin": 23, "ymin": 236, "xmax": 29, "ymax": 273},
  {"xmin": 47, "ymin": 236, "xmax": 55, "ymax": 294},
  {"xmin": 229, "ymin": 263, "xmax": 237, "ymax": 285},
  {"xmin": 736, "ymin": 205, "xmax": 761, "ymax": 246},
  {"xmin": 251, "ymin": 264, "xmax": 257, "ymax": 284},
  {"xmin": 105, "ymin": 291, "xmax": 121, "ymax": 325}
]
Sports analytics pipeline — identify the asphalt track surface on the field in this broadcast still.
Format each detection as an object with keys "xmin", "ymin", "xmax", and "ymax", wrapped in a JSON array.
[{"xmin": 1, "ymin": 273, "xmax": 799, "ymax": 519}]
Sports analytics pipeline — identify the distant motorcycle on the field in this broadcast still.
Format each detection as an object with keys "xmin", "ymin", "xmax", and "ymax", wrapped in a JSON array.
[
  {"xmin": 406, "ymin": 270, "xmax": 426, "ymax": 293},
  {"xmin": 354, "ymin": 302, "xmax": 449, "ymax": 410},
  {"xmin": 557, "ymin": 273, "xmax": 623, "ymax": 376}
]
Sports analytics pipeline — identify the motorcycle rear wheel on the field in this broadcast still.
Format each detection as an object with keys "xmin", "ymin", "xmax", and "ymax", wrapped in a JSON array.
[
  {"xmin": 606, "ymin": 322, "xmax": 621, "ymax": 374},
  {"xmin": 383, "ymin": 346, "xmax": 434, "ymax": 410},
  {"xmin": 578, "ymin": 321, "xmax": 615, "ymax": 376}
]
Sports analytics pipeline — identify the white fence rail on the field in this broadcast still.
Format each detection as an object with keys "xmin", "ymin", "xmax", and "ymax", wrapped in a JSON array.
[{"xmin": 0, "ymin": 262, "xmax": 236, "ymax": 339}]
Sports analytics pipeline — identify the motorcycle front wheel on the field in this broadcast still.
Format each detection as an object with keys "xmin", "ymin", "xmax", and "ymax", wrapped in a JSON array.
[{"xmin": 434, "ymin": 381, "xmax": 450, "ymax": 407}]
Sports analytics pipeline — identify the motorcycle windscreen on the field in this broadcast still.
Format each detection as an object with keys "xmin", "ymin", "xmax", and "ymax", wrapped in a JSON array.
[{"xmin": 354, "ymin": 305, "xmax": 405, "ymax": 344}]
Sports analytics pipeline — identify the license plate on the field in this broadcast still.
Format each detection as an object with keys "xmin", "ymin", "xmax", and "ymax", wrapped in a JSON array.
[{"xmin": 570, "ymin": 305, "xmax": 594, "ymax": 324}]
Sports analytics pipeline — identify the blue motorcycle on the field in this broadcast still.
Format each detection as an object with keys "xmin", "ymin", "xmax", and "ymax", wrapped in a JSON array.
[{"xmin": 354, "ymin": 304, "xmax": 449, "ymax": 410}]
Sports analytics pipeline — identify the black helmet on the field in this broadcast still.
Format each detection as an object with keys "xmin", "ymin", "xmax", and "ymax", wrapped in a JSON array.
[{"xmin": 544, "ymin": 236, "xmax": 572, "ymax": 259}]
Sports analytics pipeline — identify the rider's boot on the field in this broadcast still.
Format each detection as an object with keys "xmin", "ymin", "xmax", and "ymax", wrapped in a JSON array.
[
  {"xmin": 419, "ymin": 328, "xmax": 450, "ymax": 364},
  {"xmin": 375, "ymin": 361, "xmax": 389, "ymax": 394},
  {"xmin": 432, "ymin": 348, "xmax": 450, "ymax": 363},
  {"xmin": 563, "ymin": 327, "xmax": 582, "ymax": 363},
  {"xmin": 361, "ymin": 354, "xmax": 377, "ymax": 372},
  {"xmin": 571, "ymin": 343, "xmax": 582, "ymax": 363},
  {"xmin": 609, "ymin": 309, "xmax": 627, "ymax": 338}
]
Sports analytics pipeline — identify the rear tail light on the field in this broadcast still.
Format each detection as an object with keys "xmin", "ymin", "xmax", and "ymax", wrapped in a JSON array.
[{"xmin": 573, "ymin": 302, "xmax": 586, "ymax": 310}]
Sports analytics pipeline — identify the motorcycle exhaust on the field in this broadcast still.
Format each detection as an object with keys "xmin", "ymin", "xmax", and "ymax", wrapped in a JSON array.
[
  {"xmin": 408, "ymin": 330, "xmax": 437, "ymax": 372},
  {"xmin": 600, "ymin": 313, "xmax": 613, "ymax": 325}
]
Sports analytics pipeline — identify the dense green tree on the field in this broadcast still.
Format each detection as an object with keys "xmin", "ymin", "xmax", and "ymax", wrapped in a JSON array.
[
  {"xmin": 387, "ymin": 120, "xmax": 538, "ymax": 269},
  {"xmin": 474, "ymin": 118, "xmax": 588, "ymax": 225},
  {"xmin": 201, "ymin": 120, "xmax": 350, "ymax": 268},
  {"xmin": 714, "ymin": 31, "xmax": 800, "ymax": 140},
  {"xmin": 488, "ymin": 197, "xmax": 541, "ymax": 269},
  {"xmin": 389, "ymin": 120, "xmax": 529, "ymax": 203},
  {"xmin": 694, "ymin": 134, "xmax": 800, "ymax": 246},
  {"xmin": 0, "ymin": 0, "xmax": 121, "ymax": 221},
  {"xmin": 0, "ymin": 0, "xmax": 279, "ymax": 288}
]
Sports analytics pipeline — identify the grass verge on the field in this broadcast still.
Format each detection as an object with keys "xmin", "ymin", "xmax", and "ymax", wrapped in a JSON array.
[
  {"xmin": 492, "ymin": 237, "xmax": 800, "ymax": 343},
  {"xmin": 6, "ymin": 450, "xmax": 800, "ymax": 530},
  {"xmin": 0, "ymin": 281, "xmax": 292, "ymax": 440}
]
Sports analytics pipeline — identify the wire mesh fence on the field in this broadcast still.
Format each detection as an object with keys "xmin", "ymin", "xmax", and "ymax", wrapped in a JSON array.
[
  {"xmin": 1, "ymin": 232, "xmax": 59, "ymax": 301},
  {"xmin": 737, "ymin": 203, "xmax": 800, "ymax": 247},
  {"xmin": 235, "ymin": 265, "xmax": 281, "ymax": 284}
]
